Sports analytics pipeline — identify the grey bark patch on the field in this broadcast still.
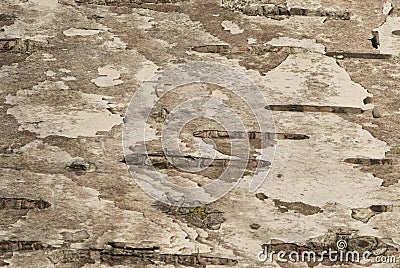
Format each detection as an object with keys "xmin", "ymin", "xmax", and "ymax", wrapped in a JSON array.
[
  {"xmin": 155, "ymin": 203, "xmax": 226, "ymax": 230},
  {"xmin": 191, "ymin": 44, "xmax": 231, "ymax": 54},
  {"xmin": 326, "ymin": 51, "xmax": 392, "ymax": 59},
  {"xmin": 250, "ymin": 223, "xmax": 260, "ymax": 230},
  {"xmin": 352, "ymin": 205, "xmax": 393, "ymax": 223},
  {"xmin": 266, "ymin": 104, "xmax": 364, "ymax": 114},
  {"xmin": 0, "ymin": 14, "xmax": 15, "ymax": 28},
  {"xmin": 255, "ymin": 193, "xmax": 268, "ymax": 201},
  {"xmin": 126, "ymin": 152, "xmax": 271, "ymax": 170},
  {"xmin": 0, "ymin": 241, "xmax": 47, "ymax": 252},
  {"xmin": 221, "ymin": 1, "xmax": 350, "ymax": 20},
  {"xmin": 100, "ymin": 247, "xmax": 238, "ymax": 267},
  {"xmin": 0, "ymin": 197, "xmax": 51, "ymax": 210},
  {"xmin": 373, "ymin": 106, "xmax": 381, "ymax": 118},
  {"xmin": 0, "ymin": 241, "xmax": 237, "ymax": 267},
  {"xmin": 75, "ymin": 0, "xmax": 187, "ymax": 4},
  {"xmin": 191, "ymin": 44, "xmax": 289, "ymax": 56},
  {"xmin": 344, "ymin": 158, "xmax": 393, "ymax": 165},
  {"xmin": 60, "ymin": 230, "xmax": 90, "ymax": 243},
  {"xmin": 66, "ymin": 158, "xmax": 97, "ymax": 175},
  {"xmin": 363, "ymin": 96, "xmax": 373, "ymax": 104},
  {"xmin": 47, "ymin": 249, "xmax": 92, "ymax": 265},
  {"xmin": 273, "ymin": 199, "xmax": 322, "ymax": 216},
  {"xmin": 0, "ymin": 39, "xmax": 48, "ymax": 53},
  {"xmin": 193, "ymin": 129, "xmax": 309, "ymax": 140},
  {"xmin": 0, "ymin": 52, "xmax": 28, "ymax": 68}
]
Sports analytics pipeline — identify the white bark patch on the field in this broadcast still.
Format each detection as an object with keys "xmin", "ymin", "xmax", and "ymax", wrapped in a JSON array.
[
  {"xmin": 45, "ymin": 70, "xmax": 56, "ymax": 77},
  {"xmin": 259, "ymin": 52, "xmax": 372, "ymax": 108},
  {"xmin": 0, "ymin": 63, "xmax": 18, "ymax": 79},
  {"xmin": 42, "ymin": 53, "xmax": 56, "ymax": 61},
  {"xmin": 29, "ymin": 0, "xmax": 59, "ymax": 10},
  {"xmin": 247, "ymin": 38, "xmax": 257, "ymax": 44},
  {"xmin": 61, "ymin": 76, "xmax": 76, "ymax": 81},
  {"xmin": 374, "ymin": 17, "xmax": 400, "ymax": 56},
  {"xmin": 135, "ymin": 60, "xmax": 158, "ymax": 83},
  {"xmin": 101, "ymin": 36, "xmax": 127, "ymax": 50},
  {"xmin": 63, "ymin": 28, "xmax": 102, "ymax": 37},
  {"xmin": 59, "ymin": 68, "xmax": 71, "ymax": 73},
  {"xmin": 5, "ymin": 81, "xmax": 123, "ymax": 138},
  {"xmin": 266, "ymin": 37, "xmax": 326, "ymax": 54},
  {"xmin": 55, "ymin": 81, "xmax": 69, "ymax": 90},
  {"xmin": 221, "ymin": 20, "xmax": 243, "ymax": 34},
  {"xmin": 91, "ymin": 65, "xmax": 124, "ymax": 87},
  {"xmin": 382, "ymin": 0, "xmax": 393, "ymax": 15},
  {"xmin": 263, "ymin": 111, "xmax": 389, "ymax": 207}
]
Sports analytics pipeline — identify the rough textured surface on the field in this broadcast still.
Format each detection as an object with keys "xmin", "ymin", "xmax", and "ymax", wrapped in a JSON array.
[{"xmin": 1, "ymin": 0, "xmax": 400, "ymax": 267}]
